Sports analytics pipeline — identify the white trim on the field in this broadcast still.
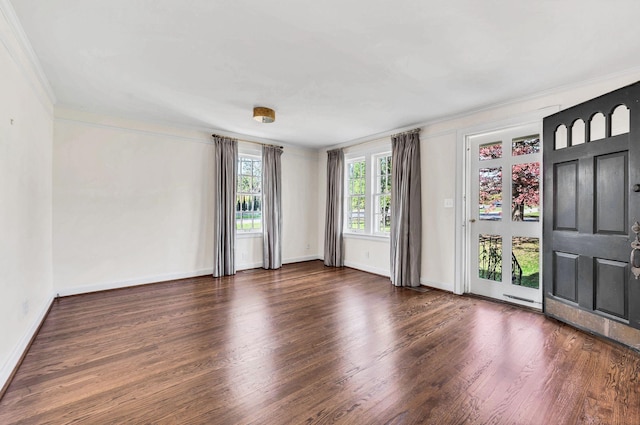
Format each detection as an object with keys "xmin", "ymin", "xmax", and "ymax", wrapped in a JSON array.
[
  {"xmin": 343, "ymin": 142, "xmax": 392, "ymax": 237},
  {"xmin": 236, "ymin": 232, "xmax": 262, "ymax": 239},
  {"xmin": 420, "ymin": 278, "xmax": 454, "ymax": 293},
  {"xmin": 344, "ymin": 261, "xmax": 390, "ymax": 278},
  {"xmin": 54, "ymin": 107, "xmax": 311, "ymax": 152},
  {"xmin": 55, "ymin": 269, "xmax": 214, "ymax": 297},
  {"xmin": 326, "ymin": 66, "xmax": 640, "ymax": 151},
  {"xmin": 236, "ymin": 262, "xmax": 264, "ymax": 271},
  {"xmin": 343, "ymin": 137, "xmax": 391, "ymax": 155},
  {"xmin": 0, "ymin": 0, "xmax": 56, "ymax": 106},
  {"xmin": 57, "ymin": 257, "xmax": 323, "ymax": 296},
  {"xmin": 343, "ymin": 233, "xmax": 390, "ymax": 242},
  {"xmin": 55, "ymin": 115, "xmax": 217, "ymax": 146},
  {"xmin": 283, "ymin": 255, "xmax": 322, "ymax": 264},
  {"xmin": 238, "ymin": 143, "xmax": 262, "ymax": 157},
  {"xmin": 1, "ymin": 292, "xmax": 54, "ymax": 391},
  {"xmin": 454, "ymin": 106, "xmax": 558, "ymax": 297}
]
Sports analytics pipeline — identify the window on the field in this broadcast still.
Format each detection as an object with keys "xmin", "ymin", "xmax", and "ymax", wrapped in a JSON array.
[
  {"xmin": 374, "ymin": 154, "xmax": 392, "ymax": 233},
  {"xmin": 345, "ymin": 148, "xmax": 392, "ymax": 236},
  {"xmin": 346, "ymin": 159, "xmax": 366, "ymax": 232},
  {"xmin": 236, "ymin": 155, "xmax": 262, "ymax": 232}
]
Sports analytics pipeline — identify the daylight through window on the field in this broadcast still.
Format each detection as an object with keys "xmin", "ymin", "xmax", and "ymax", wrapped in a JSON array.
[
  {"xmin": 345, "ymin": 149, "xmax": 392, "ymax": 236},
  {"xmin": 236, "ymin": 156, "xmax": 262, "ymax": 232}
]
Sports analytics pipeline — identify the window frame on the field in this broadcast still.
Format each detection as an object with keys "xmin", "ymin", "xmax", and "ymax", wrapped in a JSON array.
[
  {"xmin": 343, "ymin": 145, "xmax": 392, "ymax": 238},
  {"xmin": 345, "ymin": 156, "xmax": 367, "ymax": 233},
  {"xmin": 372, "ymin": 152, "xmax": 392, "ymax": 235},
  {"xmin": 236, "ymin": 150, "xmax": 263, "ymax": 235}
]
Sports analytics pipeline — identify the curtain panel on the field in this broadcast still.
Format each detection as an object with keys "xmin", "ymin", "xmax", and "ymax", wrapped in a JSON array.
[
  {"xmin": 262, "ymin": 145, "xmax": 284, "ymax": 269},
  {"xmin": 324, "ymin": 148, "xmax": 344, "ymax": 267},
  {"xmin": 212, "ymin": 135, "xmax": 238, "ymax": 277},
  {"xmin": 390, "ymin": 129, "xmax": 422, "ymax": 287}
]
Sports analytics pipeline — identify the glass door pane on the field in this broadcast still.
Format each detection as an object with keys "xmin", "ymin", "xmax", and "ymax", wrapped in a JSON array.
[{"xmin": 468, "ymin": 123, "xmax": 543, "ymax": 308}]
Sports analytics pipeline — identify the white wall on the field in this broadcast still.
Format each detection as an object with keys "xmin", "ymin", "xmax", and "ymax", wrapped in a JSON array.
[
  {"xmin": 0, "ymin": 6, "xmax": 54, "ymax": 388},
  {"xmin": 281, "ymin": 147, "xmax": 320, "ymax": 262},
  {"xmin": 319, "ymin": 71, "xmax": 640, "ymax": 292},
  {"xmin": 53, "ymin": 109, "xmax": 319, "ymax": 294}
]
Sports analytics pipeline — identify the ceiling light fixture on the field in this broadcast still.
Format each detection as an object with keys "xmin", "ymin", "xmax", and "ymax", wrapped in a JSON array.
[{"xmin": 253, "ymin": 107, "xmax": 275, "ymax": 123}]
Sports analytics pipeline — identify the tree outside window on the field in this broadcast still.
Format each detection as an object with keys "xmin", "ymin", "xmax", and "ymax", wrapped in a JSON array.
[{"xmin": 236, "ymin": 156, "xmax": 262, "ymax": 232}]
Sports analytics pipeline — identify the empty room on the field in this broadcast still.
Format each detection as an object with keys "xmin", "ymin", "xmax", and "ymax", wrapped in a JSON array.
[{"xmin": 1, "ymin": 0, "xmax": 640, "ymax": 423}]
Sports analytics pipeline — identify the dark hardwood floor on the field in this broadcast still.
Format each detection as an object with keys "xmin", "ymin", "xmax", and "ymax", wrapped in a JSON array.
[{"xmin": 1, "ymin": 261, "xmax": 639, "ymax": 424}]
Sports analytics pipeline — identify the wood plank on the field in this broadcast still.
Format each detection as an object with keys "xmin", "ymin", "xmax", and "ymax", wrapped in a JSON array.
[{"xmin": 0, "ymin": 261, "xmax": 638, "ymax": 424}]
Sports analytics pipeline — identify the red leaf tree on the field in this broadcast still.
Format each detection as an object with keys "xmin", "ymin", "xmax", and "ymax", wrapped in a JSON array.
[
  {"xmin": 511, "ymin": 162, "xmax": 540, "ymax": 220},
  {"xmin": 478, "ymin": 143, "xmax": 540, "ymax": 221}
]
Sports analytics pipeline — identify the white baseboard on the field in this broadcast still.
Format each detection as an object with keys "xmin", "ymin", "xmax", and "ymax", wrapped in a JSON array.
[
  {"xmin": 284, "ymin": 255, "xmax": 322, "ymax": 264},
  {"xmin": 55, "ymin": 269, "xmax": 214, "ymax": 297},
  {"xmin": 56, "ymin": 257, "xmax": 324, "ymax": 296},
  {"xmin": 420, "ymin": 278, "xmax": 454, "ymax": 293},
  {"xmin": 237, "ymin": 255, "xmax": 322, "ymax": 271},
  {"xmin": 236, "ymin": 262, "xmax": 263, "ymax": 271},
  {"xmin": 1, "ymin": 292, "xmax": 54, "ymax": 392},
  {"xmin": 344, "ymin": 261, "xmax": 391, "ymax": 278}
]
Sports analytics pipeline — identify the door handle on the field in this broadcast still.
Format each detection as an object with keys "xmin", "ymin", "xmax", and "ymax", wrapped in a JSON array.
[
  {"xmin": 631, "ymin": 222, "xmax": 640, "ymax": 280},
  {"xmin": 469, "ymin": 219, "xmax": 476, "ymax": 223}
]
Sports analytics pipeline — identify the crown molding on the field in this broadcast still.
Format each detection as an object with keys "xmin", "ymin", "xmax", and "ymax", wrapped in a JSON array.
[
  {"xmin": 328, "ymin": 66, "xmax": 640, "ymax": 151},
  {"xmin": 0, "ymin": 0, "xmax": 56, "ymax": 106}
]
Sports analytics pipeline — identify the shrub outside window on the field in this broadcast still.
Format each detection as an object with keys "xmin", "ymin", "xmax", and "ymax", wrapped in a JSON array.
[
  {"xmin": 346, "ymin": 159, "xmax": 366, "ymax": 232},
  {"xmin": 236, "ymin": 156, "xmax": 262, "ymax": 232},
  {"xmin": 344, "ymin": 148, "xmax": 391, "ymax": 236},
  {"xmin": 374, "ymin": 154, "xmax": 392, "ymax": 233}
]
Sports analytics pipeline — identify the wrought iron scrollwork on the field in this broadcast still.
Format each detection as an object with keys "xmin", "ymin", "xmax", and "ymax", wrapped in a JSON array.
[{"xmin": 631, "ymin": 222, "xmax": 640, "ymax": 280}]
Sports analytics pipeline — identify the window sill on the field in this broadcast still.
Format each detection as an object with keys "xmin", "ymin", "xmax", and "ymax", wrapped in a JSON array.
[
  {"xmin": 343, "ymin": 232, "xmax": 390, "ymax": 242},
  {"xmin": 237, "ymin": 232, "xmax": 263, "ymax": 239}
]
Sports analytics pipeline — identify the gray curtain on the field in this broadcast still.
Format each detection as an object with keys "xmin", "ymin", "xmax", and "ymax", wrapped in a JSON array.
[
  {"xmin": 212, "ymin": 135, "xmax": 238, "ymax": 277},
  {"xmin": 324, "ymin": 148, "xmax": 344, "ymax": 267},
  {"xmin": 390, "ymin": 129, "xmax": 422, "ymax": 287},
  {"xmin": 262, "ymin": 145, "xmax": 284, "ymax": 269}
]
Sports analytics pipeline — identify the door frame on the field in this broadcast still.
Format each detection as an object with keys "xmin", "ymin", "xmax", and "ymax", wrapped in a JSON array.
[{"xmin": 454, "ymin": 106, "xmax": 559, "ymax": 296}]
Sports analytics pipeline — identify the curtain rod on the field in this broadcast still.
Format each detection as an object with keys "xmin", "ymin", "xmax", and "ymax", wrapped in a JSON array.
[
  {"xmin": 327, "ymin": 126, "xmax": 422, "ymax": 152},
  {"xmin": 390, "ymin": 128, "xmax": 421, "ymax": 138},
  {"xmin": 212, "ymin": 134, "xmax": 283, "ymax": 150}
]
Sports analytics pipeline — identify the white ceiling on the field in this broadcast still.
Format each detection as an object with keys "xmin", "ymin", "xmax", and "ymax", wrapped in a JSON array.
[{"xmin": 8, "ymin": 0, "xmax": 640, "ymax": 148}]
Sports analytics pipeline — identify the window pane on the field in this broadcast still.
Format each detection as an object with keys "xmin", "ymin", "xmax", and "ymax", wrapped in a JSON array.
[
  {"xmin": 479, "ymin": 234, "xmax": 502, "ymax": 281},
  {"xmin": 374, "ymin": 194, "xmax": 391, "ymax": 233},
  {"xmin": 511, "ymin": 162, "xmax": 540, "ymax": 222},
  {"xmin": 252, "ymin": 176, "xmax": 261, "ymax": 193},
  {"xmin": 242, "ymin": 159, "xmax": 252, "ymax": 175},
  {"xmin": 237, "ymin": 157, "xmax": 262, "ymax": 232},
  {"xmin": 356, "ymin": 179, "xmax": 365, "ymax": 195},
  {"xmin": 512, "ymin": 134, "xmax": 540, "ymax": 156},
  {"xmin": 479, "ymin": 167, "xmax": 502, "ymax": 221},
  {"xmin": 479, "ymin": 141, "xmax": 502, "ymax": 160},
  {"xmin": 512, "ymin": 237, "xmax": 539, "ymax": 289}
]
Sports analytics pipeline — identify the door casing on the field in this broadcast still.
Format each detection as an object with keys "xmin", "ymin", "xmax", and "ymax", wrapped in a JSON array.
[{"xmin": 454, "ymin": 107, "xmax": 559, "ymax": 296}]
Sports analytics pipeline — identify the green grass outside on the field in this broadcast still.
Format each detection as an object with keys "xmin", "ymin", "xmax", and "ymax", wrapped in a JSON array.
[
  {"xmin": 479, "ymin": 237, "xmax": 539, "ymax": 289},
  {"xmin": 512, "ymin": 238, "xmax": 539, "ymax": 288}
]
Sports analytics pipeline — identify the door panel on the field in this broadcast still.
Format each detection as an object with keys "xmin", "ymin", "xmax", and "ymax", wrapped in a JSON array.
[
  {"xmin": 554, "ymin": 161, "xmax": 578, "ymax": 230},
  {"xmin": 595, "ymin": 152, "xmax": 627, "ymax": 234},
  {"xmin": 553, "ymin": 252, "xmax": 578, "ymax": 302},
  {"xmin": 594, "ymin": 258, "xmax": 627, "ymax": 318},
  {"xmin": 543, "ymin": 81, "xmax": 640, "ymax": 350}
]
